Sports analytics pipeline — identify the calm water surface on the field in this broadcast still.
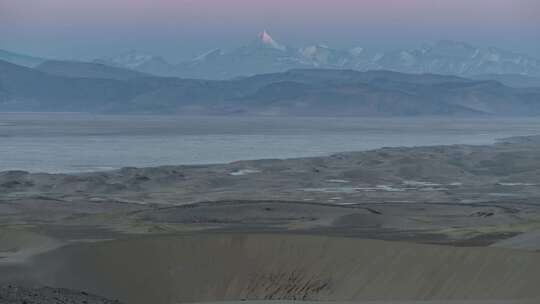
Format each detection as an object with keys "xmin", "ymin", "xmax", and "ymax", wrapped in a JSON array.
[{"xmin": 1, "ymin": 113, "xmax": 540, "ymax": 173}]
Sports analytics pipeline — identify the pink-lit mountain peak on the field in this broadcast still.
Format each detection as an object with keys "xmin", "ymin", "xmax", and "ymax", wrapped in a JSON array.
[
  {"xmin": 258, "ymin": 30, "xmax": 286, "ymax": 51},
  {"xmin": 259, "ymin": 30, "xmax": 274, "ymax": 43}
]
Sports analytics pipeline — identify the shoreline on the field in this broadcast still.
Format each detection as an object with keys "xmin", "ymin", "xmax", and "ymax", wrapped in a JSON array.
[
  {"xmin": 3, "ymin": 114, "xmax": 540, "ymax": 173},
  {"xmin": 1, "ymin": 134, "xmax": 537, "ymax": 175}
]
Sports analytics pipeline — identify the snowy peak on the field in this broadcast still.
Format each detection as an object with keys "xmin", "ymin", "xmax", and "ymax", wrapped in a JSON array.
[
  {"xmin": 258, "ymin": 30, "xmax": 273, "ymax": 44},
  {"xmin": 189, "ymin": 49, "xmax": 224, "ymax": 65},
  {"xmin": 193, "ymin": 49, "xmax": 223, "ymax": 61},
  {"xmin": 257, "ymin": 30, "xmax": 286, "ymax": 51},
  {"xmin": 300, "ymin": 45, "xmax": 330, "ymax": 57},
  {"xmin": 95, "ymin": 50, "xmax": 175, "ymax": 76},
  {"xmin": 95, "ymin": 37, "xmax": 540, "ymax": 79},
  {"xmin": 96, "ymin": 50, "xmax": 165, "ymax": 69},
  {"xmin": 299, "ymin": 45, "xmax": 352, "ymax": 67},
  {"xmin": 349, "ymin": 47, "xmax": 365, "ymax": 57}
]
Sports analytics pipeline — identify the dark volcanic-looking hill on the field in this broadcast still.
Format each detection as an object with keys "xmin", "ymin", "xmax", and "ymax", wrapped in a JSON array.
[
  {"xmin": 0, "ymin": 60, "xmax": 148, "ymax": 112},
  {"xmin": 1, "ymin": 60, "xmax": 539, "ymax": 116},
  {"xmin": 471, "ymin": 74, "xmax": 540, "ymax": 88}
]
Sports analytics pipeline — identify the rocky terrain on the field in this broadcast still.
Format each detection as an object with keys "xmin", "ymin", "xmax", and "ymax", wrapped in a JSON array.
[{"xmin": 0, "ymin": 285, "xmax": 122, "ymax": 304}]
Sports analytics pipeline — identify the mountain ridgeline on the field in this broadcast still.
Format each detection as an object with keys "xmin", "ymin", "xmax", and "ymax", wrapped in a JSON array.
[
  {"xmin": 3, "ymin": 32, "xmax": 540, "ymax": 81},
  {"xmin": 1, "ymin": 58, "xmax": 539, "ymax": 116},
  {"xmin": 95, "ymin": 32, "xmax": 540, "ymax": 80}
]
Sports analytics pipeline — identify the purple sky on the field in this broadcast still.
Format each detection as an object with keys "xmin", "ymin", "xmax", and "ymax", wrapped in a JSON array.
[{"xmin": 1, "ymin": 0, "xmax": 539, "ymax": 61}]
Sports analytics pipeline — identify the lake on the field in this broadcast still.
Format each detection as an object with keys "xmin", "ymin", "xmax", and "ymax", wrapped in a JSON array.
[{"xmin": 1, "ymin": 113, "xmax": 540, "ymax": 173}]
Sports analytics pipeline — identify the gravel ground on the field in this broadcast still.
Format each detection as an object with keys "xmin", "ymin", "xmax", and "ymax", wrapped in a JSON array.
[{"xmin": 0, "ymin": 285, "xmax": 122, "ymax": 304}]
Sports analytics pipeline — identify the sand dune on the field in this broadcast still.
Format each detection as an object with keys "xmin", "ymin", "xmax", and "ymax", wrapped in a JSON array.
[{"xmin": 24, "ymin": 234, "xmax": 540, "ymax": 304}]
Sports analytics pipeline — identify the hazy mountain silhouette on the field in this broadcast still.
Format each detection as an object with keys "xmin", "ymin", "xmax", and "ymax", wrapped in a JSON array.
[
  {"xmin": 1, "ymin": 59, "xmax": 539, "ymax": 116},
  {"xmin": 92, "ymin": 32, "xmax": 540, "ymax": 80},
  {"xmin": 0, "ymin": 49, "xmax": 46, "ymax": 68},
  {"xmin": 36, "ymin": 60, "xmax": 149, "ymax": 80}
]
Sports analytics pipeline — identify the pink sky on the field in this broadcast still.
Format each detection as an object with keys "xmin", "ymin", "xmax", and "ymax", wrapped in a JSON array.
[
  {"xmin": 3, "ymin": 0, "xmax": 537, "ymax": 27},
  {"xmin": 1, "ymin": 0, "xmax": 539, "ymax": 60}
]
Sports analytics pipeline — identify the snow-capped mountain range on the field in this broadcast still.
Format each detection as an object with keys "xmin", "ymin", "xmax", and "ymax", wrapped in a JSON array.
[
  {"xmin": 94, "ymin": 50, "xmax": 175, "ymax": 76},
  {"xmin": 95, "ymin": 31, "xmax": 540, "ymax": 79}
]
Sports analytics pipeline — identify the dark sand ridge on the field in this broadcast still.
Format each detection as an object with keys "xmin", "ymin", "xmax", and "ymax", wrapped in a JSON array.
[{"xmin": 15, "ymin": 234, "xmax": 540, "ymax": 304}]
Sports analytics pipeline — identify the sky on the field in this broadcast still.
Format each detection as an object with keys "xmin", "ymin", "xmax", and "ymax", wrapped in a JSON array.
[{"xmin": 1, "ymin": 0, "xmax": 539, "ymax": 62}]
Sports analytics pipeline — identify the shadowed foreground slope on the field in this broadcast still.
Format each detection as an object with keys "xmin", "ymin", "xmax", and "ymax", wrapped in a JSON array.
[{"xmin": 25, "ymin": 234, "xmax": 540, "ymax": 304}]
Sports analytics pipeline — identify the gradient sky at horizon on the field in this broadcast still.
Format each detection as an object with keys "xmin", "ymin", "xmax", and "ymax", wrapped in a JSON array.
[{"xmin": 1, "ymin": 0, "xmax": 539, "ymax": 61}]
